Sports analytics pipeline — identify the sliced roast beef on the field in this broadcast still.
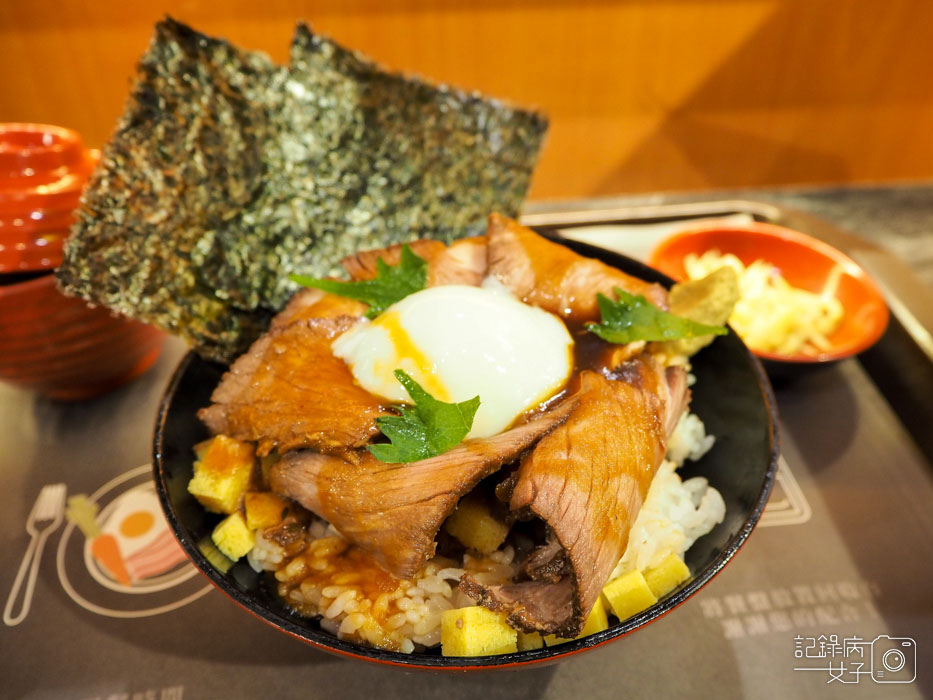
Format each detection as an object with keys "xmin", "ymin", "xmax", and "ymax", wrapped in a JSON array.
[
  {"xmin": 341, "ymin": 238, "xmax": 446, "ymax": 280},
  {"xmin": 460, "ymin": 576, "xmax": 575, "ymax": 636},
  {"xmin": 485, "ymin": 213, "xmax": 668, "ymax": 321},
  {"xmin": 462, "ymin": 361, "xmax": 688, "ymax": 637},
  {"xmin": 198, "ymin": 315, "xmax": 390, "ymax": 457},
  {"xmin": 270, "ymin": 288, "xmax": 368, "ymax": 330},
  {"xmin": 430, "ymin": 237, "xmax": 487, "ymax": 286},
  {"xmin": 340, "ymin": 236, "xmax": 487, "ymax": 287},
  {"xmin": 606, "ymin": 359, "xmax": 690, "ymax": 437},
  {"xmin": 268, "ymin": 401, "xmax": 574, "ymax": 579},
  {"xmin": 521, "ymin": 533, "xmax": 571, "ymax": 583}
]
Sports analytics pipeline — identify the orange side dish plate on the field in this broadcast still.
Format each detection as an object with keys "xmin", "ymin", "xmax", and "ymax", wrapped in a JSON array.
[{"xmin": 649, "ymin": 223, "xmax": 889, "ymax": 365}]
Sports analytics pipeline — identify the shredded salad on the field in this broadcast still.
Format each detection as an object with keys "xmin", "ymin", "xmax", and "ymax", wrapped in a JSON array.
[{"xmin": 683, "ymin": 250, "xmax": 844, "ymax": 356}]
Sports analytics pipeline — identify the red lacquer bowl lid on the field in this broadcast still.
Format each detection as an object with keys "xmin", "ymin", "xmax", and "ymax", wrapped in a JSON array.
[{"xmin": 0, "ymin": 123, "xmax": 98, "ymax": 273}]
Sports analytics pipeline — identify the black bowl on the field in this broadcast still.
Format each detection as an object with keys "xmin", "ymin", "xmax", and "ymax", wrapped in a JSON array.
[{"xmin": 153, "ymin": 237, "xmax": 779, "ymax": 670}]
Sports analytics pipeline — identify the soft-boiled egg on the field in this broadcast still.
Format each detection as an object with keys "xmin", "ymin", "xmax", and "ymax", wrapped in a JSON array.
[{"xmin": 332, "ymin": 283, "xmax": 574, "ymax": 439}]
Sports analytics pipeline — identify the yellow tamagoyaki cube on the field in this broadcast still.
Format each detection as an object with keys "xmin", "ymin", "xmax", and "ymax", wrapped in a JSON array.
[
  {"xmin": 211, "ymin": 511, "xmax": 255, "ymax": 561},
  {"xmin": 187, "ymin": 435, "xmax": 256, "ymax": 514},
  {"xmin": 441, "ymin": 606, "xmax": 518, "ymax": 656},
  {"xmin": 578, "ymin": 594, "xmax": 609, "ymax": 637},
  {"xmin": 603, "ymin": 569, "xmax": 658, "ymax": 621},
  {"xmin": 244, "ymin": 491, "xmax": 289, "ymax": 531},
  {"xmin": 544, "ymin": 595, "xmax": 609, "ymax": 645},
  {"xmin": 192, "ymin": 438, "xmax": 212, "ymax": 461},
  {"xmin": 643, "ymin": 554, "xmax": 691, "ymax": 598},
  {"xmin": 443, "ymin": 494, "xmax": 510, "ymax": 554},
  {"xmin": 517, "ymin": 630, "xmax": 544, "ymax": 651}
]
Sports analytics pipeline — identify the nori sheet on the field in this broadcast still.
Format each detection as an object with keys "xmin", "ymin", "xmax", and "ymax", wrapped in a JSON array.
[{"xmin": 57, "ymin": 18, "xmax": 548, "ymax": 363}]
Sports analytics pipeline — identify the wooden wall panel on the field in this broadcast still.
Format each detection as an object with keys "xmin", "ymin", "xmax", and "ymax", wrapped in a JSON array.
[{"xmin": 1, "ymin": 0, "xmax": 931, "ymax": 200}]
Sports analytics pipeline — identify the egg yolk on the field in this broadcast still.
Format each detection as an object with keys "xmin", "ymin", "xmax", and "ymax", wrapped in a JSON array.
[{"xmin": 369, "ymin": 311, "xmax": 451, "ymax": 402}]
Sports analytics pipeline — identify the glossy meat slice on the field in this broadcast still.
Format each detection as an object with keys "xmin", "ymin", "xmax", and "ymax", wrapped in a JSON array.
[
  {"xmin": 518, "ymin": 531, "xmax": 571, "ymax": 584},
  {"xmin": 270, "ymin": 288, "xmax": 368, "ymax": 330},
  {"xmin": 341, "ymin": 237, "xmax": 487, "ymax": 287},
  {"xmin": 462, "ymin": 362, "xmax": 688, "ymax": 637},
  {"xmin": 341, "ymin": 239, "xmax": 445, "ymax": 280},
  {"xmin": 460, "ymin": 576, "xmax": 574, "ymax": 634},
  {"xmin": 486, "ymin": 213, "xmax": 668, "ymax": 321},
  {"xmin": 198, "ymin": 315, "xmax": 390, "ymax": 457},
  {"xmin": 268, "ymin": 402, "xmax": 573, "ymax": 579},
  {"xmin": 431, "ymin": 237, "xmax": 487, "ymax": 286}
]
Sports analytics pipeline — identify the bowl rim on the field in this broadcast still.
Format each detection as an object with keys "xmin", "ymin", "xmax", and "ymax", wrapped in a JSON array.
[
  {"xmin": 647, "ymin": 221, "xmax": 890, "ymax": 365},
  {"xmin": 152, "ymin": 238, "xmax": 780, "ymax": 669}
]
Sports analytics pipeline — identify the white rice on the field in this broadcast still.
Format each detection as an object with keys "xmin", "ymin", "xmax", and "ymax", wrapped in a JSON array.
[
  {"xmin": 666, "ymin": 411, "xmax": 716, "ymax": 466},
  {"xmin": 261, "ymin": 533, "xmax": 516, "ymax": 652},
  {"xmin": 247, "ymin": 531, "xmax": 284, "ymax": 572},
  {"xmin": 253, "ymin": 410, "xmax": 724, "ymax": 653}
]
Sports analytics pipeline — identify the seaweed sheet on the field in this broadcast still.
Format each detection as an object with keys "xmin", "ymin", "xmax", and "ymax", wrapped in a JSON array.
[{"xmin": 57, "ymin": 18, "xmax": 548, "ymax": 363}]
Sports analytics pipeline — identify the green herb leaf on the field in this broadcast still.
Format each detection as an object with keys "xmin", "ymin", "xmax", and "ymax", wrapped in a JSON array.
[
  {"xmin": 368, "ymin": 370, "xmax": 480, "ymax": 464},
  {"xmin": 586, "ymin": 287, "xmax": 728, "ymax": 344},
  {"xmin": 289, "ymin": 245, "xmax": 427, "ymax": 319}
]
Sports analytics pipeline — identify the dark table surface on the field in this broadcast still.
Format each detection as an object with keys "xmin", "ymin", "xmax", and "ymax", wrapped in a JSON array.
[{"xmin": 2, "ymin": 184, "xmax": 931, "ymax": 700}]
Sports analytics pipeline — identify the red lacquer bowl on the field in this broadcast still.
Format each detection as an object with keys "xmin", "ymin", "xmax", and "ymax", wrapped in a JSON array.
[
  {"xmin": 0, "ymin": 123, "xmax": 162, "ymax": 400},
  {"xmin": 0, "ymin": 123, "xmax": 98, "ymax": 274},
  {"xmin": 0, "ymin": 272, "xmax": 164, "ymax": 400},
  {"xmin": 648, "ymin": 223, "xmax": 889, "ymax": 367}
]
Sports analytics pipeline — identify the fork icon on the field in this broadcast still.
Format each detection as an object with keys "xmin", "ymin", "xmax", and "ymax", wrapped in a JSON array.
[{"xmin": 4, "ymin": 483, "xmax": 67, "ymax": 626}]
